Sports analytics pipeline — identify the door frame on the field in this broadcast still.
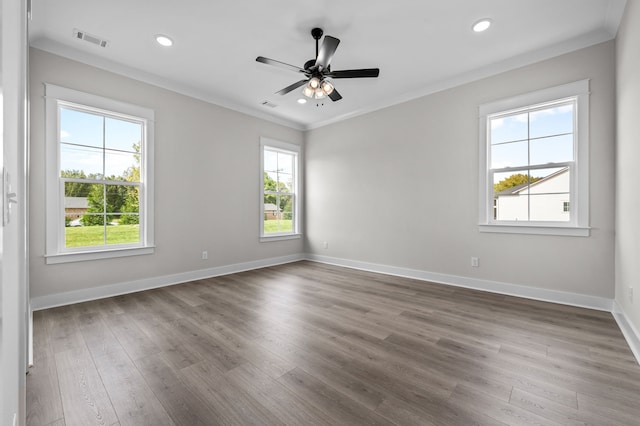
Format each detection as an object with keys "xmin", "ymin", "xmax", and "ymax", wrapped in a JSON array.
[{"xmin": 2, "ymin": 0, "xmax": 29, "ymax": 424}]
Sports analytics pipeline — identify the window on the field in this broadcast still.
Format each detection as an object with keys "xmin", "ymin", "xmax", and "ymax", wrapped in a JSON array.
[
  {"xmin": 478, "ymin": 80, "xmax": 589, "ymax": 236},
  {"xmin": 260, "ymin": 137, "xmax": 301, "ymax": 240},
  {"xmin": 45, "ymin": 84, "xmax": 154, "ymax": 263}
]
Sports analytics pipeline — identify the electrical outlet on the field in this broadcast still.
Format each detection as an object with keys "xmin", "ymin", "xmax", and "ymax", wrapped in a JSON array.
[
  {"xmin": 322, "ymin": 241, "xmax": 328, "ymax": 249},
  {"xmin": 201, "ymin": 250, "xmax": 208, "ymax": 260},
  {"xmin": 471, "ymin": 257, "xmax": 479, "ymax": 267}
]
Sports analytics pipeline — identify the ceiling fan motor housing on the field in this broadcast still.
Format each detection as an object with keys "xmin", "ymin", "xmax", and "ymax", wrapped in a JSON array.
[
  {"xmin": 311, "ymin": 27, "xmax": 324, "ymax": 40},
  {"xmin": 304, "ymin": 59, "xmax": 316, "ymax": 71}
]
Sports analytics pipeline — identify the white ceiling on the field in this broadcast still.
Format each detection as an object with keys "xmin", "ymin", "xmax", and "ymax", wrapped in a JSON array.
[{"xmin": 29, "ymin": 0, "xmax": 627, "ymax": 130}]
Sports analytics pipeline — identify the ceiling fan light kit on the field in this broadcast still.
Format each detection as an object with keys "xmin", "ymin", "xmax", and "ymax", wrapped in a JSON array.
[
  {"xmin": 256, "ymin": 27, "xmax": 380, "ymax": 103},
  {"xmin": 303, "ymin": 76, "xmax": 334, "ymax": 99},
  {"xmin": 321, "ymin": 80, "xmax": 334, "ymax": 95}
]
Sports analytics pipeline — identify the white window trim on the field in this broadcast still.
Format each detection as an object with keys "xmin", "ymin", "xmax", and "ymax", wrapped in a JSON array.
[
  {"xmin": 259, "ymin": 137, "xmax": 302, "ymax": 242},
  {"xmin": 478, "ymin": 79, "xmax": 590, "ymax": 237},
  {"xmin": 44, "ymin": 83, "xmax": 155, "ymax": 263}
]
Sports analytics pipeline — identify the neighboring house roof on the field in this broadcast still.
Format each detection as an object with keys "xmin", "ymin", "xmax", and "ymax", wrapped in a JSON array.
[
  {"xmin": 495, "ymin": 167, "xmax": 569, "ymax": 196},
  {"xmin": 264, "ymin": 203, "xmax": 280, "ymax": 211},
  {"xmin": 64, "ymin": 196, "xmax": 89, "ymax": 209}
]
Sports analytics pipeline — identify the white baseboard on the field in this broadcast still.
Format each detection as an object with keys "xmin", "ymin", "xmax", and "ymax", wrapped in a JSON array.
[
  {"xmin": 28, "ymin": 301, "xmax": 33, "ymax": 368},
  {"xmin": 29, "ymin": 250, "xmax": 639, "ymax": 365},
  {"xmin": 306, "ymin": 254, "xmax": 640, "ymax": 365},
  {"xmin": 30, "ymin": 254, "xmax": 305, "ymax": 311},
  {"xmin": 612, "ymin": 301, "xmax": 640, "ymax": 365},
  {"xmin": 304, "ymin": 254, "xmax": 613, "ymax": 312}
]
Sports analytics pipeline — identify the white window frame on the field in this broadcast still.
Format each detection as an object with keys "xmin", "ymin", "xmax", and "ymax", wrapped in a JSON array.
[
  {"xmin": 478, "ymin": 79, "xmax": 590, "ymax": 237},
  {"xmin": 260, "ymin": 137, "xmax": 302, "ymax": 242},
  {"xmin": 44, "ymin": 84, "xmax": 155, "ymax": 263}
]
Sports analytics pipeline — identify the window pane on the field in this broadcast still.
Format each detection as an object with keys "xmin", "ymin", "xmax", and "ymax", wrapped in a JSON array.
[
  {"xmin": 60, "ymin": 144, "xmax": 104, "ymax": 178},
  {"xmin": 491, "ymin": 140, "xmax": 528, "ymax": 169},
  {"xmin": 64, "ymin": 212, "xmax": 83, "ymax": 228},
  {"xmin": 105, "ymin": 117, "xmax": 142, "ymax": 152},
  {"xmin": 103, "ymin": 184, "xmax": 132, "ymax": 215},
  {"xmin": 277, "ymin": 152, "xmax": 294, "ymax": 175},
  {"xmin": 494, "ymin": 170, "xmax": 537, "ymax": 195},
  {"xmin": 280, "ymin": 195, "xmax": 294, "ymax": 232},
  {"xmin": 50, "ymin": 87, "xmax": 153, "ymax": 257},
  {"xmin": 529, "ymin": 167, "xmax": 570, "ymax": 222},
  {"xmin": 530, "ymin": 134, "xmax": 573, "ymax": 165},
  {"xmin": 120, "ymin": 186, "xmax": 139, "ymax": 218},
  {"xmin": 490, "ymin": 113, "xmax": 528, "ymax": 145},
  {"xmin": 493, "ymin": 167, "xmax": 570, "ymax": 222},
  {"xmin": 529, "ymin": 104, "xmax": 573, "ymax": 139},
  {"xmin": 65, "ymin": 213, "xmax": 105, "ymax": 247},
  {"xmin": 104, "ymin": 149, "xmax": 140, "ymax": 180},
  {"xmin": 60, "ymin": 107, "xmax": 104, "ymax": 148},
  {"xmin": 278, "ymin": 172, "xmax": 294, "ymax": 192},
  {"xmin": 264, "ymin": 171, "xmax": 277, "ymax": 192},
  {"xmin": 264, "ymin": 194, "xmax": 279, "ymax": 234},
  {"xmin": 493, "ymin": 169, "xmax": 532, "ymax": 221},
  {"xmin": 262, "ymin": 144, "xmax": 298, "ymax": 236},
  {"xmin": 78, "ymin": 182, "xmax": 108, "ymax": 227},
  {"xmin": 106, "ymin": 222, "xmax": 140, "ymax": 245},
  {"xmin": 264, "ymin": 150, "xmax": 278, "ymax": 173},
  {"xmin": 118, "ymin": 212, "xmax": 139, "ymax": 225},
  {"xmin": 63, "ymin": 180, "xmax": 91, "ymax": 199},
  {"xmin": 65, "ymin": 182, "xmax": 104, "ymax": 213}
]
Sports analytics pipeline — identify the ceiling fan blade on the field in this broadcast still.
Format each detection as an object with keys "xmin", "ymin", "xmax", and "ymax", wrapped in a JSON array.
[
  {"xmin": 276, "ymin": 79, "xmax": 308, "ymax": 95},
  {"xmin": 328, "ymin": 68, "xmax": 380, "ymax": 78},
  {"xmin": 256, "ymin": 56, "xmax": 305, "ymax": 74},
  {"xmin": 328, "ymin": 88, "xmax": 342, "ymax": 102},
  {"xmin": 315, "ymin": 36, "xmax": 340, "ymax": 71}
]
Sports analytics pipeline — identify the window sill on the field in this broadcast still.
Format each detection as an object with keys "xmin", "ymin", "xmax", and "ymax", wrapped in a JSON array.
[
  {"xmin": 260, "ymin": 233, "xmax": 302, "ymax": 243},
  {"xmin": 45, "ymin": 246, "xmax": 155, "ymax": 264},
  {"xmin": 478, "ymin": 224, "xmax": 590, "ymax": 237}
]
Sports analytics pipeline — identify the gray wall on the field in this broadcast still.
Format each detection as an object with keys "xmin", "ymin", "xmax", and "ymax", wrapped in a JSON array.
[
  {"xmin": 30, "ymin": 39, "xmax": 618, "ymax": 304},
  {"xmin": 305, "ymin": 41, "xmax": 616, "ymax": 299},
  {"xmin": 616, "ymin": 2, "xmax": 640, "ymax": 331},
  {"xmin": 29, "ymin": 48, "xmax": 304, "ymax": 299}
]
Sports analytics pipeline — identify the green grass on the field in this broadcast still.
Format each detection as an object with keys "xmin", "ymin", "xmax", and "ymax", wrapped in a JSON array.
[
  {"xmin": 66, "ymin": 221, "xmax": 291, "ymax": 248},
  {"xmin": 65, "ymin": 225, "xmax": 140, "ymax": 247},
  {"xmin": 264, "ymin": 219, "xmax": 293, "ymax": 233}
]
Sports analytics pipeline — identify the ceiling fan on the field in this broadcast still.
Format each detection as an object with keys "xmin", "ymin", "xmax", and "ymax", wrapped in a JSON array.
[{"xmin": 256, "ymin": 28, "xmax": 380, "ymax": 102}]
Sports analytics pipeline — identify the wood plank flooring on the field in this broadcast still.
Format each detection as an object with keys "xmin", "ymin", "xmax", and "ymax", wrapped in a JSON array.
[{"xmin": 27, "ymin": 261, "xmax": 640, "ymax": 425}]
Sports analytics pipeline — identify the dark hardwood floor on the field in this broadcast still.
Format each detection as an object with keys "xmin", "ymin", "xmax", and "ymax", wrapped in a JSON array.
[{"xmin": 27, "ymin": 261, "xmax": 640, "ymax": 425}]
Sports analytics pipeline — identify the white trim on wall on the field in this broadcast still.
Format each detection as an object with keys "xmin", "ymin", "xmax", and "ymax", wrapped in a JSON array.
[
  {"xmin": 31, "ymin": 254, "xmax": 304, "ymax": 310},
  {"xmin": 305, "ymin": 254, "xmax": 640, "ymax": 365},
  {"xmin": 259, "ymin": 137, "xmax": 302, "ymax": 241},
  {"xmin": 30, "ymin": 252, "xmax": 639, "ymax": 366},
  {"xmin": 43, "ymin": 83, "xmax": 156, "ymax": 264},
  {"xmin": 29, "ymin": 41, "xmax": 306, "ymax": 131},
  {"xmin": 305, "ymin": 253, "xmax": 612, "ymax": 311},
  {"xmin": 477, "ymin": 79, "xmax": 591, "ymax": 236},
  {"xmin": 613, "ymin": 301, "xmax": 640, "ymax": 365},
  {"xmin": 32, "ymin": 252, "xmax": 613, "ymax": 312}
]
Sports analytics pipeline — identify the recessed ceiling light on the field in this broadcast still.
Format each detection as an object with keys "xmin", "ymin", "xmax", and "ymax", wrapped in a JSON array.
[
  {"xmin": 297, "ymin": 98, "xmax": 307, "ymax": 104},
  {"xmin": 155, "ymin": 35, "xmax": 173, "ymax": 47},
  {"xmin": 472, "ymin": 19, "xmax": 492, "ymax": 33}
]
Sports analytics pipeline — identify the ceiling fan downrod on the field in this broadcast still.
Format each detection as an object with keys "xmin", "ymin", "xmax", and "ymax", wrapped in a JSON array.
[{"xmin": 311, "ymin": 27, "xmax": 323, "ymax": 59}]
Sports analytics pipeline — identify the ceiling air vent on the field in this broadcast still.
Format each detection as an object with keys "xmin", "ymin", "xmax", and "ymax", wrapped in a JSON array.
[
  {"xmin": 73, "ymin": 29, "xmax": 109, "ymax": 48},
  {"xmin": 260, "ymin": 101, "xmax": 278, "ymax": 108}
]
